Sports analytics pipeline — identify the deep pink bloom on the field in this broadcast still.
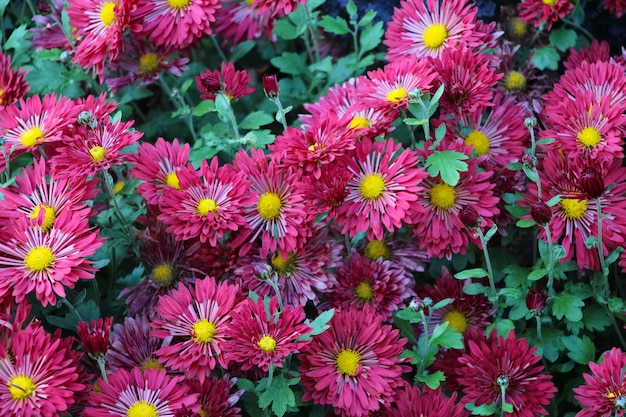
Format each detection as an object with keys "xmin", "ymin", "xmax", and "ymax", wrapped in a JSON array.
[
  {"xmin": 518, "ymin": 0, "xmax": 573, "ymax": 30},
  {"xmin": 250, "ymin": 0, "xmax": 304, "ymax": 17},
  {"xmin": 0, "ymin": 50, "xmax": 29, "ymax": 110},
  {"xmin": 195, "ymin": 61, "xmax": 255, "ymax": 101},
  {"xmin": 186, "ymin": 375, "xmax": 243, "ymax": 417},
  {"xmin": 30, "ymin": 0, "xmax": 73, "ymax": 51},
  {"xmin": 214, "ymin": 0, "xmax": 277, "ymax": 45},
  {"xmin": 298, "ymin": 163, "xmax": 352, "ymax": 219},
  {"xmin": 564, "ymin": 40, "xmax": 612, "ymax": 71},
  {"xmin": 574, "ymin": 348, "xmax": 626, "ymax": 417},
  {"xmin": 387, "ymin": 383, "xmax": 469, "ymax": 417},
  {"xmin": 604, "ymin": 0, "xmax": 626, "ymax": 16},
  {"xmin": 77, "ymin": 317, "xmax": 114, "ymax": 359},
  {"xmin": 359, "ymin": 234, "xmax": 429, "ymax": 274}
]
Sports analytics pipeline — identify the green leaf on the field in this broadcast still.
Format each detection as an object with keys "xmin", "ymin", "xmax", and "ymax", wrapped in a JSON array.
[
  {"xmin": 319, "ymin": 15, "xmax": 351, "ymax": 35},
  {"xmin": 516, "ymin": 219, "xmax": 536, "ymax": 228},
  {"xmin": 454, "ymin": 268, "xmax": 488, "ymax": 279},
  {"xmin": 33, "ymin": 48, "xmax": 63, "ymax": 61},
  {"xmin": 546, "ymin": 194, "xmax": 562, "ymax": 206},
  {"xmin": 230, "ymin": 40, "xmax": 256, "ymax": 63},
  {"xmin": 236, "ymin": 378, "xmax": 255, "ymax": 391},
  {"xmin": 359, "ymin": 21, "xmax": 384, "ymax": 55},
  {"xmin": 434, "ymin": 123, "xmax": 447, "ymax": 142},
  {"xmin": 299, "ymin": 309, "xmax": 334, "ymax": 341},
  {"xmin": 346, "ymin": 0, "xmax": 357, "ymax": 18},
  {"xmin": 563, "ymin": 335, "xmax": 595, "ymax": 365},
  {"xmin": 309, "ymin": 56, "xmax": 333, "ymax": 73},
  {"xmin": 507, "ymin": 162, "xmax": 523, "ymax": 171},
  {"xmin": 432, "ymin": 326, "xmax": 464, "ymax": 349},
  {"xmin": 0, "ymin": 0, "xmax": 9, "ymax": 18},
  {"xmin": 258, "ymin": 374, "xmax": 299, "ymax": 417},
  {"xmin": 502, "ymin": 403, "xmax": 514, "ymax": 413},
  {"xmin": 535, "ymin": 137, "xmax": 555, "ymax": 145},
  {"xmin": 404, "ymin": 117, "xmax": 429, "ymax": 126},
  {"xmin": 273, "ymin": 19, "xmax": 305, "ymax": 40},
  {"xmin": 425, "ymin": 150, "xmax": 469, "ymax": 186},
  {"xmin": 415, "ymin": 371, "xmax": 445, "ymax": 390},
  {"xmin": 486, "ymin": 319, "xmax": 515, "ymax": 338},
  {"xmin": 192, "ymin": 100, "xmax": 216, "ymax": 117},
  {"xmin": 582, "ymin": 305, "xmax": 612, "ymax": 332},
  {"xmin": 271, "ymin": 52, "xmax": 308, "ymax": 75},
  {"xmin": 3, "ymin": 25, "xmax": 29, "ymax": 52},
  {"xmin": 240, "ymin": 111, "xmax": 274, "ymax": 130},
  {"xmin": 585, "ymin": 236, "xmax": 598, "ymax": 249},
  {"xmin": 358, "ymin": 10, "xmax": 377, "ymax": 26},
  {"xmin": 531, "ymin": 47, "xmax": 560, "ymax": 71},
  {"xmin": 549, "ymin": 28, "xmax": 578, "ymax": 52},
  {"xmin": 431, "ymin": 298, "xmax": 453, "ymax": 310},
  {"xmin": 527, "ymin": 268, "xmax": 548, "ymax": 281},
  {"xmin": 465, "ymin": 401, "xmax": 500, "ymax": 416},
  {"xmin": 463, "ymin": 283, "xmax": 486, "ymax": 295},
  {"xmin": 552, "ymin": 294, "xmax": 585, "ymax": 321},
  {"xmin": 180, "ymin": 78, "xmax": 194, "ymax": 95},
  {"xmin": 484, "ymin": 225, "xmax": 498, "ymax": 242}
]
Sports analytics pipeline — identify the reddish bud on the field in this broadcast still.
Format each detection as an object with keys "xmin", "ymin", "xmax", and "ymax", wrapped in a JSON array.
[
  {"xmin": 77, "ymin": 317, "xmax": 114, "ymax": 359},
  {"xmin": 580, "ymin": 165, "xmax": 605, "ymax": 199},
  {"xmin": 37, "ymin": 1, "xmax": 51, "ymax": 14},
  {"xmin": 262, "ymin": 74, "xmax": 280, "ymax": 99},
  {"xmin": 530, "ymin": 201, "xmax": 552, "ymax": 224},
  {"xmin": 195, "ymin": 69, "xmax": 222, "ymax": 100},
  {"xmin": 526, "ymin": 289, "xmax": 547, "ymax": 314},
  {"xmin": 522, "ymin": 153, "xmax": 537, "ymax": 168},
  {"xmin": 459, "ymin": 205, "xmax": 480, "ymax": 228}
]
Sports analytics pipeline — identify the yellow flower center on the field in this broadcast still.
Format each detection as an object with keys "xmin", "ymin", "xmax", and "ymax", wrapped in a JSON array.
[
  {"xmin": 542, "ymin": 0, "xmax": 558, "ymax": 5},
  {"xmin": 430, "ymin": 183, "xmax": 456, "ymax": 210},
  {"xmin": 385, "ymin": 86, "xmax": 408, "ymax": 104},
  {"xmin": 24, "ymin": 246, "xmax": 55, "ymax": 272},
  {"xmin": 336, "ymin": 349, "xmax": 361, "ymax": 376},
  {"xmin": 308, "ymin": 142, "xmax": 324, "ymax": 153},
  {"xmin": 422, "ymin": 23, "xmax": 448, "ymax": 49},
  {"xmin": 354, "ymin": 281, "xmax": 375, "ymax": 302},
  {"xmin": 271, "ymin": 252, "xmax": 296, "ymax": 275},
  {"xmin": 464, "ymin": 130, "xmax": 490, "ymax": 156},
  {"xmin": 150, "ymin": 263, "xmax": 175, "ymax": 287},
  {"xmin": 138, "ymin": 52, "xmax": 161, "ymax": 75},
  {"xmin": 192, "ymin": 319, "xmax": 216, "ymax": 344},
  {"xmin": 196, "ymin": 198, "xmax": 219, "ymax": 216},
  {"xmin": 257, "ymin": 192, "xmax": 282, "ymax": 221},
  {"xmin": 349, "ymin": 116, "xmax": 370, "ymax": 129},
  {"xmin": 561, "ymin": 198, "xmax": 587, "ymax": 220},
  {"xmin": 100, "ymin": 2, "xmax": 116, "ymax": 27},
  {"xmin": 359, "ymin": 173, "xmax": 385, "ymax": 200},
  {"xmin": 443, "ymin": 310, "xmax": 468, "ymax": 333},
  {"xmin": 364, "ymin": 239, "xmax": 390, "ymax": 261},
  {"xmin": 140, "ymin": 358, "xmax": 163, "ymax": 371},
  {"xmin": 164, "ymin": 171, "xmax": 180, "ymax": 189},
  {"xmin": 29, "ymin": 204, "xmax": 56, "ymax": 232},
  {"xmin": 113, "ymin": 181, "xmax": 125, "ymax": 194},
  {"xmin": 168, "ymin": 0, "xmax": 190, "ymax": 8},
  {"xmin": 507, "ymin": 17, "xmax": 528, "ymax": 38},
  {"xmin": 0, "ymin": 88, "xmax": 4, "ymax": 105},
  {"xmin": 19, "ymin": 127, "xmax": 44, "ymax": 147},
  {"xmin": 577, "ymin": 127, "xmax": 601, "ymax": 148},
  {"xmin": 503, "ymin": 71, "xmax": 527, "ymax": 92},
  {"xmin": 89, "ymin": 146, "xmax": 106, "ymax": 162},
  {"xmin": 127, "ymin": 401, "xmax": 158, "ymax": 417},
  {"xmin": 246, "ymin": 0, "xmax": 254, "ymax": 4},
  {"xmin": 257, "ymin": 335, "xmax": 277, "ymax": 352},
  {"xmin": 8, "ymin": 375, "xmax": 36, "ymax": 400}
]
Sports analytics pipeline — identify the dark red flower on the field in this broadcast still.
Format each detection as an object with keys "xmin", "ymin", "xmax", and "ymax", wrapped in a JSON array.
[
  {"xmin": 459, "ymin": 205, "xmax": 480, "ymax": 228},
  {"xmin": 580, "ymin": 165, "xmax": 605, "ymax": 199},
  {"xmin": 262, "ymin": 73, "xmax": 280, "ymax": 99},
  {"xmin": 530, "ymin": 201, "xmax": 552, "ymax": 224},
  {"xmin": 77, "ymin": 317, "xmax": 114, "ymax": 359},
  {"xmin": 525, "ymin": 289, "xmax": 547, "ymax": 314}
]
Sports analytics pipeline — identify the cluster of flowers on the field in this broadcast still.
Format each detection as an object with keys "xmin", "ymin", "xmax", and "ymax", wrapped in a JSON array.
[{"xmin": 2, "ymin": 0, "xmax": 626, "ymax": 416}]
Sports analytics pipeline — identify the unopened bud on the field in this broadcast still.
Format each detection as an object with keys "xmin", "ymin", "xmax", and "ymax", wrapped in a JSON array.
[
  {"xmin": 77, "ymin": 111, "xmax": 97, "ymax": 128},
  {"xmin": 459, "ymin": 205, "xmax": 480, "ymax": 228},
  {"xmin": 580, "ymin": 165, "xmax": 605, "ymax": 199},
  {"xmin": 524, "ymin": 116, "xmax": 537, "ymax": 130},
  {"xmin": 522, "ymin": 153, "xmax": 537, "ymax": 168},
  {"xmin": 37, "ymin": 1, "xmax": 51, "ymax": 15},
  {"xmin": 530, "ymin": 201, "xmax": 552, "ymax": 224},
  {"xmin": 526, "ymin": 288, "xmax": 547, "ymax": 315},
  {"xmin": 262, "ymin": 74, "xmax": 279, "ymax": 99}
]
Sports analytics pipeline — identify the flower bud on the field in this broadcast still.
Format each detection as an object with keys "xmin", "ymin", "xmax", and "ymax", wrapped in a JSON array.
[
  {"xmin": 77, "ymin": 111, "xmax": 97, "ymax": 128},
  {"xmin": 459, "ymin": 205, "xmax": 480, "ymax": 228},
  {"xmin": 77, "ymin": 317, "xmax": 114, "ymax": 359},
  {"xmin": 530, "ymin": 201, "xmax": 552, "ymax": 224},
  {"xmin": 522, "ymin": 153, "xmax": 537, "ymax": 168},
  {"xmin": 580, "ymin": 165, "xmax": 605, "ymax": 199},
  {"xmin": 526, "ymin": 288, "xmax": 547, "ymax": 315},
  {"xmin": 262, "ymin": 74, "xmax": 279, "ymax": 99},
  {"xmin": 524, "ymin": 116, "xmax": 537, "ymax": 130},
  {"xmin": 37, "ymin": 1, "xmax": 51, "ymax": 15}
]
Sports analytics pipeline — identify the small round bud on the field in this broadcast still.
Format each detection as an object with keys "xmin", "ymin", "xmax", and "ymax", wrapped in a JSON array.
[
  {"xmin": 526, "ymin": 288, "xmax": 547, "ymax": 315},
  {"xmin": 77, "ymin": 111, "xmax": 97, "ymax": 128},
  {"xmin": 524, "ymin": 116, "xmax": 537, "ymax": 130},
  {"xmin": 408, "ymin": 297, "xmax": 422, "ymax": 311},
  {"xmin": 522, "ymin": 153, "xmax": 537, "ymax": 168},
  {"xmin": 496, "ymin": 375, "xmax": 510, "ymax": 389},
  {"xmin": 59, "ymin": 50, "xmax": 71, "ymax": 63},
  {"xmin": 422, "ymin": 297, "xmax": 433, "ymax": 308},
  {"xmin": 580, "ymin": 165, "xmax": 605, "ymax": 199},
  {"xmin": 459, "ymin": 205, "xmax": 480, "ymax": 228},
  {"xmin": 530, "ymin": 201, "xmax": 552, "ymax": 224},
  {"xmin": 37, "ymin": 1, "xmax": 51, "ymax": 15},
  {"xmin": 262, "ymin": 74, "xmax": 280, "ymax": 99}
]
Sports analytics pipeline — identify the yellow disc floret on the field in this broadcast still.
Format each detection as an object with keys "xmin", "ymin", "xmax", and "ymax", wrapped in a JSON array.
[
  {"xmin": 100, "ymin": 2, "xmax": 116, "ymax": 27},
  {"xmin": 140, "ymin": 358, "xmax": 163, "ymax": 371},
  {"xmin": 542, "ymin": 0, "xmax": 558, "ymax": 5},
  {"xmin": 561, "ymin": 198, "xmax": 587, "ymax": 220},
  {"xmin": 271, "ymin": 252, "xmax": 296, "ymax": 275},
  {"xmin": 139, "ymin": 52, "xmax": 161, "ymax": 75},
  {"xmin": 257, "ymin": 335, "xmax": 278, "ymax": 352},
  {"xmin": 464, "ymin": 130, "xmax": 490, "ymax": 156},
  {"xmin": 336, "ymin": 349, "xmax": 361, "ymax": 376},
  {"xmin": 89, "ymin": 146, "xmax": 107, "ymax": 163},
  {"xmin": 165, "ymin": 171, "xmax": 180, "ymax": 189},
  {"xmin": 386, "ymin": 86, "xmax": 408, "ymax": 104},
  {"xmin": 257, "ymin": 192, "xmax": 282, "ymax": 220},
  {"xmin": 423, "ymin": 23, "xmax": 448, "ymax": 49},
  {"xmin": 150, "ymin": 263, "xmax": 175, "ymax": 287},
  {"xmin": 443, "ymin": 310, "xmax": 468, "ymax": 333},
  {"xmin": 196, "ymin": 198, "xmax": 219, "ymax": 216},
  {"xmin": 167, "ymin": 0, "xmax": 190, "ymax": 8},
  {"xmin": 29, "ymin": 204, "xmax": 57, "ymax": 232},
  {"xmin": 577, "ymin": 127, "xmax": 601, "ymax": 148},
  {"xmin": 20, "ymin": 127, "xmax": 44, "ymax": 147},
  {"xmin": 192, "ymin": 319, "xmax": 216, "ymax": 344},
  {"xmin": 354, "ymin": 281, "xmax": 375, "ymax": 302},
  {"xmin": 24, "ymin": 246, "xmax": 55, "ymax": 272},
  {"xmin": 8, "ymin": 375, "xmax": 36, "ymax": 400},
  {"xmin": 349, "ymin": 116, "xmax": 370, "ymax": 129},
  {"xmin": 359, "ymin": 173, "xmax": 385, "ymax": 200},
  {"xmin": 503, "ymin": 71, "xmax": 527, "ymax": 92},
  {"xmin": 364, "ymin": 239, "xmax": 390, "ymax": 261},
  {"xmin": 127, "ymin": 401, "xmax": 158, "ymax": 417},
  {"xmin": 430, "ymin": 183, "xmax": 456, "ymax": 210}
]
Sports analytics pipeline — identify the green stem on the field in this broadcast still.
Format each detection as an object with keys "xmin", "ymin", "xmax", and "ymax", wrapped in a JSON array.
[
  {"xmin": 271, "ymin": 98, "xmax": 289, "ymax": 132},
  {"xmin": 596, "ymin": 199, "xmax": 610, "ymax": 300},
  {"xmin": 562, "ymin": 18, "xmax": 594, "ymax": 41},
  {"xmin": 96, "ymin": 357, "xmax": 108, "ymax": 382},
  {"xmin": 535, "ymin": 315, "xmax": 543, "ymax": 344},
  {"xmin": 265, "ymin": 274, "xmax": 284, "ymax": 312},
  {"xmin": 476, "ymin": 227, "xmax": 498, "ymax": 307},
  {"xmin": 222, "ymin": 97, "xmax": 241, "ymax": 140},
  {"xmin": 101, "ymin": 171, "xmax": 134, "ymax": 239},
  {"xmin": 608, "ymin": 308, "xmax": 626, "ymax": 351},
  {"xmin": 303, "ymin": 2, "xmax": 321, "ymax": 63},
  {"xmin": 400, "ymin": 109, "xmax": 417, "ymax": 149},
  {"xmin": 543, "ymin": 226, "xmax": 556, "ymax": 297},
  {"xmin": 416, "ymin": 309, "xmax": 431, "ymax": 379},
  {"xmin": 60, "ymin": 297, "xmax": 84, "ymax": 322},
  {"xmin": 158, "ymin": 77, "xmax": 198, "ymax": 142},
  {"xmin": 210, "ymin": 35, "xmax": 228, "ymax": 63}
]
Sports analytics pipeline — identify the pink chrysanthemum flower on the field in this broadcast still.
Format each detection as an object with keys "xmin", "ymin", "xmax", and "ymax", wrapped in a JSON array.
[
  {"xmin": 186, "ymin": 375, "xmax": 243, "ymax": 417},
  {"xmin": 151, "ymin": 277, "xmax": 242, "ymax": 382},
  {"xmin": 457, "ymin": 330, "xmax": 557, "ymax": 417},
  {"xmin": 359, "ymin": 234, "xmax": 429, "ymax": 274},
  {"xmin": 214, "ymin": 0, "xmax": 277, "ymax": 45},
  {"xmin": 518, "ymin": 0, "xmax": 573, "ymax": 30},
  {"xmin": 298, "ymin": 163, "xmax": 352, "ymax": 219},
  {"xmin": 322, "ymin": 251, "xmax": 415, "ymax": 320},
  {"xmin": 604, "ymin": 0, "xmax": 626, "ymax": 16},
  {"xmin": 564, "ymin": 40, "xmax": 612, "ymax": 71},
  {"xmin": 0, "ymin": 324, "xmax": 89, "ymax": 417},
  {"xmin": 387, "ymin": 383, "xmax": 469, "ymax": 417},
  {"xmin": 574, "ymin": 348, "xmax": 626, "ymax": 417},
  {"xmin": 233, "ymin": 148, "xmax": 308, "ymax": 258},
  {"xmin": 50, "ymin": 120, "xmax": 143, "ymax": 180},
  {"xmin": 0, "ymin": 50, "xmax": 29, "ymax": 109},
  {"xmin": 73, "ymin": 93, "xmax": 118, "ymax": 125},
  {"xmin": 77, "ymin": 316, "xmax": 114, "ymax": 360},
  {"xmin": 384, "ymin": 0, "xmax": 484, "ymax": 61},
  {"xmin": 431, "ymin": 45, "xmax": 502, "ymax": 116},
  {"xmin": 84, "ymin": 367, "xmax": 199, "ymax": 416},
  {"xmin": 234, "ymin": 225, "xmax": 342, "ymax": 307},
  {"xmin": 105, "ymin": 314, "xmax": 171, "ymax": 372},
  {"xmin": 356, "ymin": 58, "xmax": 437, "ymax": 112},
  {"xmin": 30, "ymin": 0, "xmax": 73, "ymax": 51},
  {"xmin": 195, "ymin": 61, "xmax": 255, "ymax": 101},
  {"xmin": 412, "ymin": 141, "xmax": 500, "ymax": 259},
  {"xmin": 67, "ymin": 0, "xmax": 138, "ymax": 81},
  {"xmin": 224, "ymin": 296, "xmax": 312, "ymax": 372},
  {"xmin": 128, "ymin": 137, "xmax": 193, "ymax": 206},
  {"xmin": 158, "ymin": 158, "xmax": 253, "ymax": 246},
  {"xmin": 0, "ymin": 212, "xmax": 104, "ymax": 307},
  {"xmin": 334, "ymin": 137, "xmax": 428, "ymax": 241},
  {"xmin": 298, "ymin": 306, "xmax": 409, "ymax": 417},
  {"xmin": 250, "ymin": 0, "xmax": 304, "ymax": 17},
  {"xmin": 138, "ymin": 0, "xmax": 220, "ymax": 49}
]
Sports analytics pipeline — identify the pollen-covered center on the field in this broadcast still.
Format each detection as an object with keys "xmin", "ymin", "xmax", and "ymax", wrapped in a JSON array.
[
  {"xmin": 336, "ymin": 349, "xmax": 361, "ymax": 376},
  {"xmin": 542, "ymin": 0, "xmax": 558, "ymax": 4},
  {"xmin": 386, "ymin": 86, "xmax": 408, "ymax": 104},
  {"xmin": 430, "ymin": 183, "xmax": 456, "ymax": 210},
  {"xmin": 308, "ymin": 142, "xmax": 324, "ymax": 153},
  {"xmin": 192, "ymin": 319, "xmax": 216, "ymax": 344},
  {"xmin": 24, "ymin": 246, "xmax": 55, "ymax": 272},
  {"xmin": 364, "ymin": 239, "xmax": 390, "ymax": 261},
  {"xmin": 503, "ymin": 71, "xmax": 527, "ymax": 92},
  {"xmin": 257, "ymin": 335, "xmax": 278, "ymax": 352},
  {"xmin": 561, "ymin": 198, "xmax": 587, "ymax": 220},
  {"xmin": 20, "ymin": 127, "xmax": 44, "ymax": 147},
  {"xmin": 89, "ymin": 146, "xmax": 106, "ymax": 162},
  {"xmin": 577, "ymin": 127, "xmax": 601, "ymax": 148},
  {"xmin": 465, "ymin": 130, "xmax": 490, "ymax": 156},
  {"xmin": 100, "ymin": 2, "xmax": 116, "ymax": 27},
  {"xmin": 150, "ymin": 263, "xmax": 175, "ymax": 287},
  {"xmin": 164, "ymin": 171, "xmax": 180, "ymax": 189},
  {"xmin": 349, "ymin": 116, "xmax": 370, "ymax": 129},
  {"xmin": 140, "ymin": 358, "xmax": 163, "ymax": 371},
  {"xmin": 29, "ymin": 204, "xmax": 57, "ymax": 232},
  {"xmin": 271, "ymin": 252, "xmax": 296, "ymax": 275},
  {"xmin": 443, "ymin": 310, "xmax": 468, "ymax": 333},
  {"xmin": 354, "ymin": 281, "xmax": 375, "ymax": 302},
  {"xmin": 167, "ymin": 0, "xmax": 190, "ymax": 8},
  {"xmin": 127, "ymin": 401, "xmax": 158, "ymax": 417},
  {"xmin": 422, "ymin": 23, "xmax": 448, "ymax": 49},
  {"xmin": 197, "ymin": 198, "xmax": 219, "ymax": 216},
  {"xmin": 258, "ymin": 192, "xmax": 282, "ymax": 220},
  {"xmin": 359, "ymin": 173, "xmax": 385, "ymax": 200},
  {"xmin": 139, "ymin": 52, "xmax": 161, "ymax": 75},
  {"xmin": 508, "ymin": 18, "xmax": 528, "ymax": 38},
  {"xmin": 8, "ymin": 375, "xmax": 36, "ymax": 400}
]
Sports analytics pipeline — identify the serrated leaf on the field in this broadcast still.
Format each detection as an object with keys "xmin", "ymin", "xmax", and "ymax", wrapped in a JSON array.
[
  {"xmin": 528, "ymin": 268, "xmax": 548, "ymax": 281},
  {"xmin": 465, "ymin": 401, "xmax": 500, "ymax": 416},
  {"xmin": 271, "ymin": 52, "xmax": 308, "ymax": 75},
  {"xmin": 502, "ymin": 403, "xmax": 514, "ymax": 413},
  {"xmin": 415, "ymin": 371, "xmax": 445, "ymax": 390},
  {"xmin": 425, "ymin": 150, "xmax": 469, "ymax": 186},
  {"xmin": 358, "ymin": 10, "xmax": 377, "ymax": 26},
  {"xmin": 236, "ymin": 378, "xmax": 255, "ymax": 391},
  {"xmin": 486, "ymin": 319, "xmax": 515, "ymax": 337},
  {"xmin": 273, "ymin": 19, "xmax": 304, "ymax": 40},
  {"xmin": 463, "ymin": 282, "xmax": 486, "ymax": 295},
  {"xmin": 240, "ymin": 111, "xmax": 274, "ymax": 130},
  {"xmin": 299, "ymin": 309, "xmax": 334, "ymax": 341},
  {"xmin": 549, "ymin": 28, "xmax": 578, "ymax": 52},
  {"xmin": 3, "ymin": 25, "xmax": 30, "ymax": 53},
  {"xmin": 258, "ymin": 374, "xmax": 298, "ymax": 417},
  {"xmin": 192, "ymin": 100, "xmax": 216, "ymax": 117},
  {"xmin": 359, "ymin": 21, "xmax": 384, "ymax": 55},
  {"xmin": 230, "ymin": 40, "xmax": 256, "ymax": 62},
  {"xmin": 563, "ymin": 335, "xmax": 595, "ymax": 364},
  {"xmin": 582, "ymin": 305, "xmax": 612, "ymax": 332},
  {"xmin": 531, "ymin": 47, "xmax": 560, "ymax": 71},
  {"xmin": 319, "ymin": 15, "xmax": 351, "ymax": 35},
  {"xmin": 552, "ymin": 294, "xmax": 584, "ymax": 321},
  {"xmin": 455, "ymin": 268, "xmax": 488, "ymax": 279},
  {"xmin": 346, "ymin": 0, "xmax": 357, "ymax": 17}
]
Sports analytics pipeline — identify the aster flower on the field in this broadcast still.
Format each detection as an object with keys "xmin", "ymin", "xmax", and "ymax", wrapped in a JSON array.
[
  {"xmin": 0, "ymin": 211, "xmax": 104, "ymax": 307},
  {"xmin": 214, "ymin": 0, "xmax": 277, "ymax": 45},
  {"xmin": 518, "ymin": 0, "xmax": 573, "ymax": 30},
  {"xmin": 574, "ymin": 348, "xmax": 626, "ymax": 417},
  {"xmin": 151, "ymin": 276, "xmax": 242, "ymax": 382},
  {"xmin": 0, "ymin": 50, "xmax": 29, "ymax": 109},
  {"xmin": 224, "ymin": 296, "xmax": 312, "ymax": 372},
  {"xmin": 77, "ymin": 317, "xmax": 114, "ymax": 360},
  {"xmin": 30, "ymin": 0, "xmax": 73, "ymax": 51},
  {"xmin": 298, "ymin": 162, "xmax": 352, "ymax": 219},
  {"xmin": 334, "ymin": 137, "xmax": 428, "ymax": 241},
  {"xmin": 359, "ymin": 234, "xmax": 429, "ymax": 274},
  {"xmin": 137, "ymin": 0, "xmax": 220, "ymax": 49},
  {"xmin": 195, "ymin": 61, "xmax": 255, "ymax": 101},
  {"xmin": 0, "ymin": 324, "xmax": 89, "ymax": 417},
  {"xmin": 384, "ymin": 0, "xmax": 484, "ymax": 61},
  {"xmin": 250, "ymin": 0, "xmax": 304, "ymax": 17},
  {"xmin": 299, "ymin": 306, "xmax": 409, "ymax": 417},
  {"xmin": 84, "ymin": 367, "xmax": 199, "ymax": 416},
  {"xmin": 322, "ymin": 251, "xmax": 416, "ymax": 320},
  {"xmin": 186, "ymin": 375, "xmax": 243, "ymax": 417},
  {"xmin": 457, "ymin": 330, "xmax": 557, "ymax": 417},
  {"xmin": 387, "ymin": 383, "xmax": 469, "ymax": 417},
  {"xmin": 564, "ymin": 40, "xmax": 612, "ymax": 71}
]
